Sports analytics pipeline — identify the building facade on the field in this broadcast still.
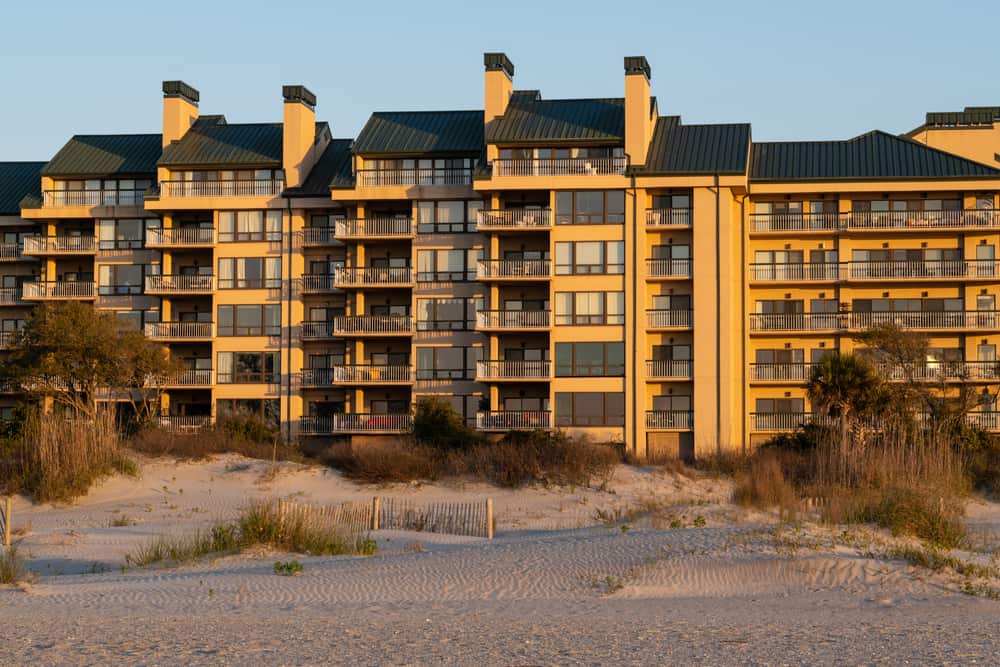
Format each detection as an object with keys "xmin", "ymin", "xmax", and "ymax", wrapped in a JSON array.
[{"xmin": 2, "ymin": 54, "xmax": 1000, "ymax": 457}]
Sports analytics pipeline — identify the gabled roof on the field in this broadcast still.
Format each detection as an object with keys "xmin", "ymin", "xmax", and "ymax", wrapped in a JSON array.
[
  {"xmin": 642, "ymin": 116, "xmax": 751, "ymax": 175},
  {"xmin": 353, "ymin": 110, "xmax": 484, "ymax": 156},
  {"xmin": 158, "ymin": 116, "xmax": 329, "ymax": 168},
  {"xmin": 906, "ymin": 105, "xmax": 1000, "ymax": 135},
  {"xmin": 0, "ymin": 162, "xmax": 45, "ymax": 215},
  {"xmin": 289, "ymin": 139, "xmax": 355, "ymax": 195},
  {"xmin": 42, "ymin": 134, "xmax": 162, "ymax": 177},
  {"xmin": 750, "ymin": 130, "xmax": 1000, "ymax": 182},
  {"xmin": 486, "ymin": 92, "xmax": 629, "ymax": 144}
]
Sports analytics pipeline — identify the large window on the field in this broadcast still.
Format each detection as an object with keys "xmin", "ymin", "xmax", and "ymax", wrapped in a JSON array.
[
  {"xmin": 554, "ymin": 291, "xmax": 625, "ymax": 325},
  {"xmin": 555, "ymin": 392, "xmax": 625, "ymax": 426},
  {"xmin": 416, "ymin": 249, "xmax": 481, "ymax": 282},
  {"xmin": 218, "ymin": 210, "xmax": 282, "ymax": 242},
  {"xmin": 555, "ymin": 191, "xmax": 625, "ymax": 225},
  {"xmin": 364, "ymin": 158, "xmax": 473, "ymax": 185},
  {"xmin": 852, "ymin": 298, "xmax": 963, "ymax": 313},
  {"xmin": 217, "ymin": 352, "xmax": 279, "ymax": 384},
  {"xmin": 416, "ymin": 347, "xmax": 480, "ymax": 380},
  {"xmin": 555, "ymin": 241, "xmax": 624, "ymax": 274},
  {"xmin": 417, "ymin": 200, "xmax": 483, "ymax": 233},
  {"xmin": 218, "ymin": 257, "xmax": 282, "ymax": 289},
  {"xmin": 416, "ymin": 297, "xmax": 481, "ymax": 331},
  {"xmin": 217, "ymin": 304, "xmax": 281, "ymax": 336},
  {"xmin": 115, "ymin": 310, "xmax": 158, "ymax": 331},
  {"xmin": 217, "ymin": 398, "xmax": 280, "ymax": 428},
  {"xmin": 98, "ymin": 219, "xmax": 159, "ymax": 250},
  {"xmin": 555, "ymin": 342, "xmax": 625, "ymax": 377},
  {"xmin": 98, "ymin": 264, "xmax": 153, "ymax": 295}
]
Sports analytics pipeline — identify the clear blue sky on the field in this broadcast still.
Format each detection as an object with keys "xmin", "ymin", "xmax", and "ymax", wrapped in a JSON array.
[{"xmin": 3, "ymin": 0, "xmax": 998, "ymax": 161}]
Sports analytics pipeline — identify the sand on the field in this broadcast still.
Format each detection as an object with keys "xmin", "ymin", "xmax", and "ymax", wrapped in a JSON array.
[{"xmin": 1, "ymin": 455, "xmax": 998, "ymax": 665}]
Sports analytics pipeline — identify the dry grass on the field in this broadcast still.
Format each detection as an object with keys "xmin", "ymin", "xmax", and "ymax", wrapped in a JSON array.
[
  {"xmin": 0, "ymin": 544, "xmax": 27, "ymax": 585},
  {"xmin": 129, "ymin": 424, "xmax": 303, "ymax": 463},
  {"xmin": 733, "ymin": 451, "xmax": 798, "ymax": 516}
]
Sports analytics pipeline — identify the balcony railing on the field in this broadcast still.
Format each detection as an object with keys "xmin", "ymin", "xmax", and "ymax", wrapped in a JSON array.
[
  {"xmin": 336, "ymin": 365, "xmax": 414, "ymax": 384},
  {"xmin": 0, "ymin": 331, "xmax": 17, "ymax": 348},
  {"xmin": 750, "ymin": 311, "xmax": 1000, "ymax": 332},
  {"xmin": 476, "ymin": 208, "xmax": 552, "ymax": 231},
  {"xmin": 168, "ymin": 370, "xmax": 214, "ymax": 386},
  {"xmin": 751, "ymin": 412, "xmax": 811, "ymax": 432},
  {"xmin": 160, "ymin": 179, "xmax": 284, "ymax": 198},
  {"xmin": 492, "ymin": 157, "xmax": 627, "ymax": 177},
  {"xmin": 333, "ymin": 266, "xmax": 413, "ymax": 287},
  {"xmin": 144, "ymin": 275, "xmax": 214, "ymax": 294},
  {"xmin": 646, "ymin": 309, "xmax": 693, "ymax": 329},
  {"xmin": 646, "ymin": 258, "xmax": 692, "ymax": 278},
  {"xmin": 145, "ymin": 228, "xmax": 215, "ymax": 247},
  {"xmin": 22, "ymin": 281, "xmax": 96, "ymax": 300},
  {"xmin": 749, "ymin": 263, "xmax": 839, "ymax": 282},
  {"xmin": 871, "ymin": 360, "xmax": 1000, "ymax": 382},
  {"xmin": 330, "ymin": 315, "xmax": 413, "ymax": 335},
  {"xmin": 159, "ymin": 415, "xmax": 211, "ymax": 432},
  {"xmin": 144, "ymin": 322, "xmax": 214, "ymax": 340},
  {"xmin": 750, "ymin": 363, "xmax": 817, "ymax": 381},
  {"xmin": 646, "ymin": 208, "xmax": 692, "ymax": 228},
  {"xmin": 334, "ymin": 217, "xmax": 414, "ymax": 238},
  {"xmin": 300, "ymin": 274, "xmax": 339, "ymax": 293},
  {"xmin": 0, "ymin": 287, "xmax": 28, "ymax": 305},
  {"xmin": 43, "ymin": 189, "xmax": 146, "ymax": 207},
  {"xmin": 749, "ymin": 313, "xmax": 840, "ymax": 332},
  {"xmin": 750, "ymin": 210, "xmax": 1000, "ymax": 233},
  {"xmin": 23, "ymin": 236, "xmax": 98, "ymax": 255},
  {"xmin": 846, "ymin": 260, "xmax": 999, "ymax": 281},
  {"xmin": 0, "ymin": 243, "xmax": 28, "ymax": 261},
  {"xmin": 299, "ymin": 414, "xmax": 413, "ymax": 434},
  {"xmin": 646, "ymin": 410, "xmax": 693, "ymax": 430},
  {"xmin": 750, "ymin": 212, "xmax": 841, "ymax": 233},
  {"xmin": 476, "ymin": 410, "xmax": 553, "ymax": 431},
  {"xmin": 476, "ymin": 310, "xmax": 551, "ymax": 330},
  {"xmin": 300, "ymin": 321, "xmax": 337, "ymax": 340},
  {"xmin": 646, "ymin": 359, "xmax": 693, "ymax": 379},
  {"xmin": 476, "ymin": 259, "xmax": 551, "ymax": 280},
  {"xmin": 476, "ymin": 360, "xmax": 551, "ymax": 380},
  {"xmin": 356, "ymin": 168, "xmax": 472, "ymax": 187},
  {"xmin": 301, "ymin": 227, "xmax": 337, "ymax": 246}
]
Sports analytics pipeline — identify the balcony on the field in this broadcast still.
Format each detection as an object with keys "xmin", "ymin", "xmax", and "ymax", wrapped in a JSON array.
[
  {"xmin": 845, "ymin": 209, "xmax": 1000, "ymax": 231},
  {"xmin": 330, "ymin": 315, "xmax": 413, "ymax": 336},
  {"xmin": 646, "ymin": 410, "xmax": 693, "ymax": 430},
  {"xmin": 301, "ymin": 366, "xmax": 414, "ymax": 386},
  {"xmin": 167, "ymin": 370, "xmax": 214, "ymax": 387},
  {"xmin": 23, "ymin": 236, "xmax": 98, "ymax": 256},
  {"xmin": 646, "ymin": 359, "xmax": 693, "ymax": 379},
  {"xmin": 144, "ymin": 275, "xmax": 214, "ymax": 295},
  {"xmin": 476, "ymin": 410, "xmax": 552, "ymax": 431},
  {"xmin": 845, "ymin": 260, "xmax": 1000, "ymax": 281},
  {"xmin": 492, "ymin": 157, "xmax": 626, "ymax": 177},
  {"xmin": 646, "ymin": 258, "xmax": 692, "ymax": 279},
  {"xmin": 144, "ymin": 322, "xmax": 214, "ymax": 340},
  {"xmin": 299, "ymin": 414, "xmax": 413, "ymax": 435},
  {"xmin": 301, "ymin": 227, "xmax": 338, "ymax": 247},
  {"xmin": 476, "ymin": 360, "xmax": 551, "ymax": 381},
  {"xmin": 750, "ymin": 212, "xmax": 841, "ymax": 233},
  {"xmin": 476, "ymin": 310, "xmax": 550, "ymax": 331},
  {"xmin": 750, "ymin": 363, "xmax": 816, "ymax": 382},
  {"xmin": 646, "ymin": 208, "xmax": 692, "ymax": 228},
  {"xmin": 334, "ymin": 217, "xmax": 414, "ymax": 239},
  {"xmin": 0, "ymin": 243, "xmax": 31, "ymax": 262},
  {"xmin": 751, "ymin": 412, "xmax": 811, "ymax": 432},
  {"xmin": 159, "ymin": 179, "xmax": 283, "ymax": 198},
  {"xmin": 333, "ymin": 266, "xmax": 414, "ymax": 288},
  {"xmin": 356, "ymin": 168, "xmax": 472, "ymax": 187},
  {"xmin": 145, "ymin": 228, "xmax": 215, "ymax": 248},
  {"xmin": 22, "ymin": 281, "xmax": 96, "ymax": 300},
  {"xmin": 476, "ymin": 259, "xmax": 550, "ymax": 281},
  {"xmin": 158, "ymin": 415, "xmax": 211, "ymax": 432},
  {"xmin": 0, "ymin": 331, "xmax": 16, "ymax": 348},
  {"xmin": 300, "ymin": 321, "xmax": 337, "ymax": 340},
  {"xmin": 646, "ymin": 309, "xmax": 693, "ymax": 330},
  {"xmin": 43, "ymin": 189, "xmax": 146, "ymax": 207},
  {"xmin": 871, "ymin": 360, "xmax": 1000, "ymax": 382},
  {"xmin": 750, "ymin": 311, "xmax": 1000, "ymax": 333},
  {"xmin": 300, "ymin": 274, "xmax": 340, "ymax": 294},
  {"xmin": 476, "ymin": 208, "xmax": 551, "ymax": 232},
  {"xmin": 749, "ymin": 313, "xmax": 840, "ymax": 332},
  {"xmin": 748, "ymin": 263, "xmax": 839, "ymax": 282},
  {"xmin": 0, "ymin": 287, "xmax": 28, "ymax": 306}
]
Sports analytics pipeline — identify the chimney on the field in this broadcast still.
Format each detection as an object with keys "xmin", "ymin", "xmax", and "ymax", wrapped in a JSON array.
[
  {"xmin": 484, "ymin": 52, "xmax": 514, "ymax": 122},
  {"xmin": 624, "ymin": 56, "xmax": 653, "ymax": 167},
  {"xmin": 162, "ymin": 81, "xmax": 199, "ymax": 148},
  {"xmin": 282, "ymin": 85, "xmax": 318, "ymax": 189}
]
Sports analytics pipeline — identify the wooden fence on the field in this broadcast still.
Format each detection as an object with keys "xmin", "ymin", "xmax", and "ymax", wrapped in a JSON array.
[
  {"xmin": 274, "ymin": 497, "xmax": 494, "ymax": 539},
  {"xmin": 1, "ymin": 496, "xmax": 10, "ymax": 546}
]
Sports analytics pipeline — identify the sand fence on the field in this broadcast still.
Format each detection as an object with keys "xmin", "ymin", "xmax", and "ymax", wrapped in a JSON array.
[{"xmin": 1, "ymin": 496, "xmax": 10, "ymax": 546}]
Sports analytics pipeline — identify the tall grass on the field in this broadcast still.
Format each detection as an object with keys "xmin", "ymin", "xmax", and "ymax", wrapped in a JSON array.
[{"xmin": 0, "ymin": 544, "xmax": 27, "ymax": 585}]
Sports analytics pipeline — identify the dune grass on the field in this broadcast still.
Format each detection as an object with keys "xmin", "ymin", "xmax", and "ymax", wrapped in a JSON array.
[{"xmin": 0, "ymin": 545, "xmax": 27, "ymax": 585}]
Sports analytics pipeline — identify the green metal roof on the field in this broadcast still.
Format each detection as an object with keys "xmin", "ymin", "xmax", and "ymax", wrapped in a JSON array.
[
  {"xmin": 159, "ymin": 117, "xmax": 282, "ymax": 167},
  {"xmin": 41, "ymin": 134, "xmax": 162, "ymax": 177},
  {"xmin": 750, "ymin": 130, "xmax": 1000, "ymax": 182},
  {"xmin": 641, "ymin": 116, "xmax": 750, "ymax": 175},
  {"xmin": 353, "ymin": 110, "xmax": 484, "ymax": 156},
  {"xmin": 0, "ymin": 162, "xmax": 45, "ymax": 215},
  {"xmin": 485, "ymin": 92, "xmax": 630, "ymax": 145},
  {"xmin": 288, "ymin": 139, "xmax": 355, "ymax": 195}
]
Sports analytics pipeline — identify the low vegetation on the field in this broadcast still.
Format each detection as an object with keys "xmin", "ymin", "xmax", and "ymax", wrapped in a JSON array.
[
  {"xmin": 0, "ymin": 545, "xmax": 27, "ymax": 585},
  {"xmin": 128, "ymin": 414, "xmax": 302, "ymax": 463},
  {"xmin": 273, "ymin": 560, "xmax": 304, "ymax": 576}
]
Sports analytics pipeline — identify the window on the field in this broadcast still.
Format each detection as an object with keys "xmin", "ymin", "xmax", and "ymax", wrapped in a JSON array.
[
  {"xmin": 218, "ymin": 210, "xmax": 282, "ymax": 242},
  {"xmin": 417, "ymin": 249, "xmax": 480, "ymax": 282},
  {"xmin": 555, "ymin": 291, "xmax": 624, "ymax": 325},
  {"xmin": 651, "ymin": 194, "xmax": 691, "ymax": 210},
  {"xmin": 217, "ymin": 304, "xmax": 281, "ymax": 336},
  {"xmin": 416, "ymin": 297, "xmax": 480, "ymax": 331},
  {"xmin": 115, "ymin": 310, "xmax": 158, "ymax": 331},
  {"xmin": 97, "ymin": 219, "xmax": 156, "ymax": 250},
  {"xmin": 651, "ymin": 294, "xmax": 691, "ymax": 311},
  {"xmin": 555, "ymin": 392, "xmax": 625, "ymax": 426},
  {"xmin": 555, "ymin": 241, "xmax": 624, "ymax": 274},
  {"xmin": 555, "ymin": 191, "xmax": 625, "ymax": 224},
  {"xmin": 217, "ymin": 352, "xmax": 279, "ymax": 383},
  {"xmin": 555, "ymin": 342, "xmax": 625, "ymax": 376},
  {"xmin": 98, "ymin": 264, "xmax": 151, "ymax": 295},
  {"xmin": 652, "ymin": 394, "xmax": 691, "ymax": 412},
  {"xmin": 851, "ymin": 298, "xmax": 963, "ymax": 313},
  {"xmin": 755, "ymin": 398, "xmax": 804, "ymax": 414},
  {"xmin": 416, "ymin": 200, "xmax": 483, "ymax": 233},
  {"xmin": 756, "ymin": 299, "xmax": 804, "ymax": 314},
  {"xmin": 217, "ymin": 398, "xmax": 280, "ymax": 428},
  {"xmin": 365, "ymin": 158, "xmax": 473, "ymax": 185},
  {"xmin": 218, "ymin": 257, "xmax": 281, "ymax": 289},
  {"xmin": 416, "ymin": 347, "xmax": 480, "ymax": 380}
]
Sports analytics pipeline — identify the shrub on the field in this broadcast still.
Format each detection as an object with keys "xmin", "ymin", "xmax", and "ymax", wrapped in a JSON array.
[
  {"xmin": 325, "ymin": 441, "xmax": 444, "ymax": 484},
  {"xmin": 274, "ymin": 560, "xmax": 303, "ymax": 576},
  {"xmin": 129, "ymin": 418, "xmax": 301, "ymax": 463},
  {"xmin": 733, "ymin": 450, "xmax": 798, "ymax": 512},
  {"xmin": 413, "ymin": 398, "xmax": 481, "ymax": 450},
  {"xmin": 0, "ymin": 545, "xmax": 27, "ymax": 585},
  {"xmin": 846, "ymin": 486, "xmax": 966, "ymax": 549}
]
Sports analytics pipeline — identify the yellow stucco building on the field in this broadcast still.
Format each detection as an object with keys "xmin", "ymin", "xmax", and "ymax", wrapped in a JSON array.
[{"xmin": 2, "ymin": 54, "xmax": 999, "ymax": 458}]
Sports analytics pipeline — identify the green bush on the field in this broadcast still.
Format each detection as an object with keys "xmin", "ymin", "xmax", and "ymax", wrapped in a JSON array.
[
  {"xmin": 274, "ymin": 560, "xmax": 303, "ymax": 576},
  {"xmin": 412, "ymin": 398, "xmax": 481, "ymax": 450},
  {"xmin": 847, "ymin": 486, "xmax": 966, "ymax": 549},
  {"xmin": 0, "ymin": 545, "xmax": 27, "ymax": 585}
]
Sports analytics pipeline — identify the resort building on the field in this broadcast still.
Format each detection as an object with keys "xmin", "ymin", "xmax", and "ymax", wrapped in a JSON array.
[{"xmin": 2, "ymin": 54, "xmax": 1000, "ymax": 458}]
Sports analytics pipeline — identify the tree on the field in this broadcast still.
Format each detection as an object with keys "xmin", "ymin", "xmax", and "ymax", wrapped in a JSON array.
[
  {"xmin": 2, "ymin": 302, "xmax": 177, "ymax": 422},
  {"xmin": 807, "ymin": 353, "xmax": 883, "ymax": 470}
]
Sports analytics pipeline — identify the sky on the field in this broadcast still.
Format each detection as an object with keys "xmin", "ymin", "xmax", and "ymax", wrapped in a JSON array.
[{"xmin": 2, "ymin": 0, "xmax": 999, "ymax": 160}]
